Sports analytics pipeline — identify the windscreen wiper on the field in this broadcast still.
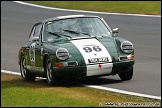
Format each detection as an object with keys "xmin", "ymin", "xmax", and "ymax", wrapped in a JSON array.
[
  {"xmin": 62, "ymin": 34, "xmax": 72, "ymax": 39},
  {"xmin": 63, "ymin": 29, "xmax": 91, "ymax": 37},
  {"xmin": 48, "ymin": 31, "xmax": 72, "ymax": 39},
  {"xmin": 48, "ymin": 31, "xmax": 61, "ymax": 37}
]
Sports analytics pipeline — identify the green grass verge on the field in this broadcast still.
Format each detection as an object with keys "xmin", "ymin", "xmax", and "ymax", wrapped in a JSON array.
[
  {"xmin": 25, "ymin": 1, "xmax": 161, "ymax": 15},
  {"xmin": 1, "ymin": 73, "xmax": 161, "ymax": 107}
]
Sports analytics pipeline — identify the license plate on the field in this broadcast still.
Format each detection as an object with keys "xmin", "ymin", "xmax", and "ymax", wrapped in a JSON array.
[{"xmin": 88, "ymin": 57, "xmax": 109, "ymax": 63}]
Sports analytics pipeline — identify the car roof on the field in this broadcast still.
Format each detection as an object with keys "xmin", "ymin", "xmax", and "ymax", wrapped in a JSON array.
[{"xmin": 38, "ymin": 15, "xmax": 100, "ymax": 24}]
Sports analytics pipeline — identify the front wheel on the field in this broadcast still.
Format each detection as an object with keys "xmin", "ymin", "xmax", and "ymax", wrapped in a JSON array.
[
  {"xmin": 118, "ymin": 67, "xmax": 133, "ymax": 81},
  {"xmin": 20, "ymin": 55, "xmax": 36, "ymax": 81},
  {"xmin": 45, "ymin": 56, "xmax": 59, "ymax": 86}
]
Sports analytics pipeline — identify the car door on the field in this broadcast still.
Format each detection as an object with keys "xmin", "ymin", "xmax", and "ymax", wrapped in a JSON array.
[
  {"xmin": 34, "ymin": 23, "xmax": 44, "ymax": 72},
  {"xmin": 28, "ymin": 23, "xmax": 43, "ymax": 72}
]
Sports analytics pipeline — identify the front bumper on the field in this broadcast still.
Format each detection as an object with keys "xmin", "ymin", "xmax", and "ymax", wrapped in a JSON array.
[
  {"xmin": 53, "ymin": 65, "xmax": 87, "ymax": 78},
  {"xmin": 52, "ymin": 60, "xmax": 134, "ymax": 78},
  {"xmin": 111, "ymin": 60, "xmax": 135, "ymax": 75}
]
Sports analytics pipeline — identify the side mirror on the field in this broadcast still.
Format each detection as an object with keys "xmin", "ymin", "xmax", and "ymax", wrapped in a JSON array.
[
  {"xmin": 112, "ymin": 28, "xmax": 119, "ymax": 36},
  {"xmin": 32, "ymin": 37, "xmax": 39, "ymax": 44},
  {"xmin": 112, "ymin": 28, "xmax": 119, "ymax": 33}
]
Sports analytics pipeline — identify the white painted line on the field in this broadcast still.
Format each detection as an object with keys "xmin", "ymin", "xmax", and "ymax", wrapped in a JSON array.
[
  {"xmin": 1, "ymin": 70, "xmax": 21, "ymax": 75},
  {"xmin": 14, "ymin": 1, "xmax": 161, "ymax": 17},
  {"xmin": 1, "ymin": 69, "xmax": 161, "ymax": 100},
  {"xmin": 1, "ymin": 70, "xmax": 46, "ymax": 79},
  {"xmin": 85, "ymin": 85, "xmax": 161, "ymax": 100}
]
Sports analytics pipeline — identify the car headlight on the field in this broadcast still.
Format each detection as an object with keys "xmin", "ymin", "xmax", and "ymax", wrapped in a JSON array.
[
  {"xmin": 56, "ymin": 48, "xmax": 69, "ymax": 60},
  {"xmin": 121, "ymin": 41, "xmax": 133, "ymax": 54}
]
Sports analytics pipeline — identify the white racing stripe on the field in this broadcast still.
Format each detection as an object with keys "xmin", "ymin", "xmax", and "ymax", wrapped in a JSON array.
[
  {"xmin": 1, "ymin": 69, "xmax": 161, "ymax": 100},
  {"xmin": 71, "ymin": 38, "xmax": 113, "ymax": 76}
]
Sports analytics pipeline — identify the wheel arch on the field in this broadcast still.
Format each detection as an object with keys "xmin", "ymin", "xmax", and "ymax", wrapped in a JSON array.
[
  {"xmin": 43, "ymin": 53, "xmax": 50, "ymax": 70},
  {"xmin": 18, "ymin": 51, "xmax": 25, "ymax": 65}
]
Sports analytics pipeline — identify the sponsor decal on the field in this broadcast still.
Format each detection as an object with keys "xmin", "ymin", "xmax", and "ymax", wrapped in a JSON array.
[
  {"xmin": 98, "ymin": 64, "xmax": 102, "ymax": 68},
  {"xmin": 88, "ymin": 57, "xmax": 109, "ymax": 63}
]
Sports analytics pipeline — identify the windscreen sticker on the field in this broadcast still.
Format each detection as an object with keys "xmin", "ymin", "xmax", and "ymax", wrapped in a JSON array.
[{"xmin": 47, "ymin": 21, "xmax": 53, "ymax": 25}]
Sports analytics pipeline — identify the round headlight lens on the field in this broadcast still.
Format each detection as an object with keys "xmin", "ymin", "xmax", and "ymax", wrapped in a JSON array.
[
  {"xmin": 56, "ymin": 48, "xmax": 69, "ymax": 60},
  {"xmin": 121, "ymin": 41, "xmax": 133, "ymax": 54}
]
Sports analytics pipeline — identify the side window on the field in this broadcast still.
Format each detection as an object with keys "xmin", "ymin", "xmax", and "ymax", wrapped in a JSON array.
[
  {"xmin": 33, "ymin": 24, "xmax": 42, "ymax": 37},
  {"xmin": 28, "ymin": 27, "xmax": 35, "ymax": 41},
  {"xmin": 28, "ymin": 24, "xmax": 42, "ymax": 41}
]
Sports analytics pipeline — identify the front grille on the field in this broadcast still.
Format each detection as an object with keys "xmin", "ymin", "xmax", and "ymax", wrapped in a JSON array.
[
  {"xmin": 119, "ymin": 56, "xmax": 128, "ymax": 61},
  {"xmin": 68, "ymin": 61, "xmax": 78, "ymax": 66}
]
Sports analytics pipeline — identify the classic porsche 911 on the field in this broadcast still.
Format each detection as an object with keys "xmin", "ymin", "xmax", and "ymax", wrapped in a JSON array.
[{"xmin": 18, "ymin": 15, "xmax": 135, "ymax": 86}]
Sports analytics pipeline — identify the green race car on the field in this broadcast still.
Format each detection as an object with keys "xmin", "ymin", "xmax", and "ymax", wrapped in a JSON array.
[{"xmin": 18, "ymin": 15, "xmax": 135, "ymax": 86}]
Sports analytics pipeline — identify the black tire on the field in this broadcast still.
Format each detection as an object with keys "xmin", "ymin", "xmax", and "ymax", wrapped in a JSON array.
[
  {"xmin": 20, "ymin": 55, "xmax": 36, "ymax": 81},
  {"xmin": 118, "ymin": 67, "xmax": 133, "ymax": 81},
  {"xmin": 45, "ymin": 56, "xmax": 59, "ymax": 86}
]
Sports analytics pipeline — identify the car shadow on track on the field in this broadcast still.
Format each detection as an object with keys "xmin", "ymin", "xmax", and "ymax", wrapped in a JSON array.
[
  {"xmin": 1, "ymin": 73, "xmax": 122, "ymax": 88},
  {"xmin": 67, "ymin": 77, "xmax": 122, "ymax": 86}
]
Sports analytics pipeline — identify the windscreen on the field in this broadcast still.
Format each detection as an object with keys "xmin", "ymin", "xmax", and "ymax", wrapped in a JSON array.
[{"xmin": 43, "ymin": 17, "xmax": 111, "ymax": 42}]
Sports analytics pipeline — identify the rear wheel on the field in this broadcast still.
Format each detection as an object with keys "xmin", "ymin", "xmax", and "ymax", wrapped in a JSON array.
[
  {"xmin": 45, "ymin": 56, "xmax": 59, "ymax": 86},
  {"xmin": 20, "ymin": 55, "xmax": 36, "ymax": 81},
  {"xmin": 118, "ymin": 67, "xmax": 133, "ymax": 81}
]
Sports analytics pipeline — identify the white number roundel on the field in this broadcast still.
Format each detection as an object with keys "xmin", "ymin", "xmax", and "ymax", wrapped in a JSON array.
[{"xmin": 29, "ymin": 43, "xmax": 36, "ymax": 64}]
